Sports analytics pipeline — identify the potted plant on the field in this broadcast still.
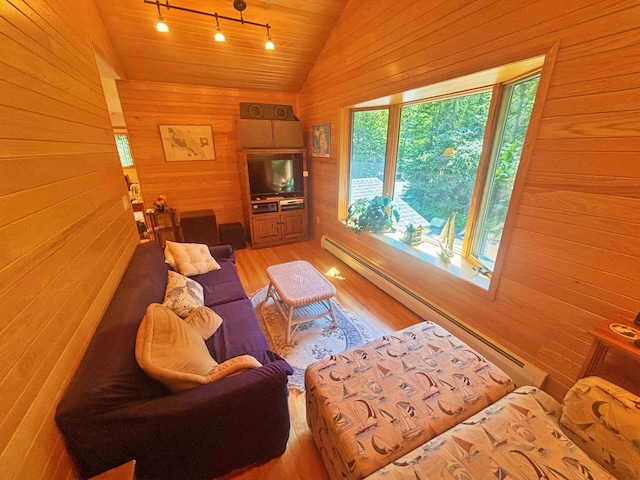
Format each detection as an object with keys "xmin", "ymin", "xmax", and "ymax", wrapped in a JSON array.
[
  {"xmin": 403, "ymin": 222, "xmax": 424, "ymax": 245},
  {"xmin": 345, "ymin": 195, "xmax": 400, "ymax": 234},
  {"xmin": 153, "ymin": 194, "xmax": 168, "ymax": 212}
]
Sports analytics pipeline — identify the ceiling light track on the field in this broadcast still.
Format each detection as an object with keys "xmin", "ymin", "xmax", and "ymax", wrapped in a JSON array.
[{"xmin": 145, "ymin": 0, "xmax": 275, "ymax": 49}]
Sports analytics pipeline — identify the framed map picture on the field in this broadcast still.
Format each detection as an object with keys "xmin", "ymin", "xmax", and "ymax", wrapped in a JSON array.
[
  {"xmin": 159, "ymin": 125, "xmax": 216, "ymax": 161},
  {"xmin": 312, "ymin": 123, "xmax": 330, "ymax": 157}
]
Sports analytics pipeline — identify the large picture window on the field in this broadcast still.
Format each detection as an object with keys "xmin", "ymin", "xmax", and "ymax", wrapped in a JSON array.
[{"xmin": 346, "ymin": 66, "xmax": 541, "ymax": 282}]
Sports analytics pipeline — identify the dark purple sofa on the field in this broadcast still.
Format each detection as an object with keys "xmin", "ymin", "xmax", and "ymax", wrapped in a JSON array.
[{"xmin": 55, "ymin": 242, "xmax": 292, "ymax": 480}]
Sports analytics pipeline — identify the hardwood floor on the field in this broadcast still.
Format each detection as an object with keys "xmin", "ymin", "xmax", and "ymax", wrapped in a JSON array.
[{"xmin": 220, "ymin": 239, "xmax": 424, "ymax": 480}]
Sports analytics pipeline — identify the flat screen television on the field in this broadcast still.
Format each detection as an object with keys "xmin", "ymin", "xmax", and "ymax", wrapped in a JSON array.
[{"xmin": 247, "ymin": 153, "xmax": 304, "ymax": 200}]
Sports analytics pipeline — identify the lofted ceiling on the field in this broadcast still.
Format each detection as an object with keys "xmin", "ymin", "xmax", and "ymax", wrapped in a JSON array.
[{"xmin": 95, "ymin": 0, "xmax": 348, "ymax": 93}]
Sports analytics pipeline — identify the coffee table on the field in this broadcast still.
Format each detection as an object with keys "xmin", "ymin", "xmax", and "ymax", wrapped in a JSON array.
[{"xmin": 263, "ymin": 260, "xmax": 338, "ymax": 343}]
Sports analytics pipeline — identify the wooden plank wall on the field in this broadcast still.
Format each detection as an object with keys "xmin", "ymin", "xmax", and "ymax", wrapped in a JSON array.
[
  {"xmin": 298, "ymin": 0, "xmax": 640, "ymax": 400},
  {"xmin": 0, "ymin": 0, "xmax": 138, "ymax": 478},
  {"xmin": 117, "ymin": 81, "xmax": 299, "ymax": 229}
]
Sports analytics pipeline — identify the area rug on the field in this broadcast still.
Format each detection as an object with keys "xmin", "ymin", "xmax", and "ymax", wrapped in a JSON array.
[{"xmin": 250, "ymin": 286, "xmax": 374, "ymax": 391}]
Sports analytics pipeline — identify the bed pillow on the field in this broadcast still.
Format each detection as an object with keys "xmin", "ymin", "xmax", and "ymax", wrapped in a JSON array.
[
  {"xmin": 164, "ymin": 241, "xmax": 221, "ymax": 276},
  {"xmin": 162, "ymin": 270, "xmax": 204, "ymax": 318},
  {"xmin": 135, "ymin": 304, "xmax": 261, "ymax": 392}
]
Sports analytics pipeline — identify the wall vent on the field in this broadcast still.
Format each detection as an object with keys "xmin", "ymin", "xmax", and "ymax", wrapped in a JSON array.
[{"xmin": 321, "ymin": 235, "xmax": 548, "ymax": 388}]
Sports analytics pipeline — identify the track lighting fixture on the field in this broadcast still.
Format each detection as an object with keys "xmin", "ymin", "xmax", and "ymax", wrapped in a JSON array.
[{"xmin": 145, "ymin": 0, "xmax": 274, "ymax": 50}]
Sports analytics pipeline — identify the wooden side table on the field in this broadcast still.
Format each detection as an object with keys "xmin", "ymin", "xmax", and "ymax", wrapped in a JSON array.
[
  {"xmin": 146, "ymin": 208, "xmax": 181, "ymax": 246},
  {"xmin": 578, "ymin": 313, "xmax": 640, "ymax": 378}
]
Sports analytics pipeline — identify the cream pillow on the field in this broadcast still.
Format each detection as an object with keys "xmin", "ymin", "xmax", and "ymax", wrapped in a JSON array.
[
  {"xmin": 163, "ymin": 270, "xmax": 205, "ymax": 318},
  {"xmin": 164, "ymin": 245, "xmax": 177, "ymax": 270},
  {"xmin": 164, "ymin": 241, "xmax": 221, "ymax": 276},
  {"xmin": 135, "ymin": 304, "xmax": 261, "ymax": 392}
]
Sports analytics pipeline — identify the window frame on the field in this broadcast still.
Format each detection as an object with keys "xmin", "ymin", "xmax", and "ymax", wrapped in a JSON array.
[
  {"xmin": 339, "ymin": 52, "xmax": 556, "ymax": 297},
  {"xmin": 348, "ymin": 107, "xmax": 391, "ymax": 205}
]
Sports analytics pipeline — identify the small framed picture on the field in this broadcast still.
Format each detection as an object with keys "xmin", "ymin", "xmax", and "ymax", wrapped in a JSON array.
[
  {"xmin": 159, "ymin": 125, "xmax": 216, "ymax": 161},
  {"xmin": 312, "ymin": 123, "xmax": 330, "ymax": 157}
]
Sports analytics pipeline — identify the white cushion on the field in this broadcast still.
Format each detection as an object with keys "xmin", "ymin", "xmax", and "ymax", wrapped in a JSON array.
[
  {"xmin": 164, "ymin": 241, "xmax": 221, "ymax": 276},
  {"xmin": 135, "ymin": 304, "xmax": 261, "ymax": 392},
  {"xmin": 164, "ymin": 245, "xmax": 177, "ymax": 270},
  {"xmin": 162, "ymin": 270, "xmax": 205, "ymax": 318}
]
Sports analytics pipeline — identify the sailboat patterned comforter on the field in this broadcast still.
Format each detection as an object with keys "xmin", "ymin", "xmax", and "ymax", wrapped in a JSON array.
[
  {"xmin": 560, "ymin": 376, "xmax": 640, "ymax": 480},
  {"xmin": 305, "ymin": 321, "xmax": 516, "ymax": 480},
  {"xmin": 365, "ymin": 386, "xmax": 615, "ymax": 480}
]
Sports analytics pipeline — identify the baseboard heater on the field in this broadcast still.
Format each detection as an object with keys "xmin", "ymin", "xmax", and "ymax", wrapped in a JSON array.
[{"xmin": 321, "ymin": 235, "xmax": 548, "ymax": 388}]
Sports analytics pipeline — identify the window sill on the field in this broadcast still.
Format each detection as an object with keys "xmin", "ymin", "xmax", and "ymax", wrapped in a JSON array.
[{"xmin": 372, "ymin": 230, "xmax": 491, "ymax": 291}]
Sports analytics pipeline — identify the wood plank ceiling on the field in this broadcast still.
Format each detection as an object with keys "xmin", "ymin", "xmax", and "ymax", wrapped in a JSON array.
[{"xmin": 94, "ymin": 0, "xmax": 348, "ymax": 92}]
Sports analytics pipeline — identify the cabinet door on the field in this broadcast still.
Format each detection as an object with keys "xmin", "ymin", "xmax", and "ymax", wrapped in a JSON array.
[
  {"xmin": 252, "ymin": 216, "xmax": 281, "ymax": 245},
  {"xmin": 281, "ymin": 211, "xmax": 307, "ymax": 240}
]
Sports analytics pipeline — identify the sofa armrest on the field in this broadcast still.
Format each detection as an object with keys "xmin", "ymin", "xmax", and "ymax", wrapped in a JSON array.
[
  {"xmin": 560, "ymin": 376, "xmax": 640, "ymax": 480},
  {"xmin": 154, "ymin": 358, "xmax": 289, "ymax": 409},
  {"xmin": 61, "ymin": 361, "xmax": 291, "ymax": 480},
  {"xmin": 209, "ymin": 244, "xmax": 235, "ymax": 263}
]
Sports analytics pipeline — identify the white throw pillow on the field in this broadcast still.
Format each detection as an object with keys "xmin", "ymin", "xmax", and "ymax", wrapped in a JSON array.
[
  {"xmin": 164, "ymin": 245, "xmax": 177, "ymax": 270},
  {"xmin": 164, "ymin": 241, "xmax": 221, "ymax": 276},
  {"xmin": 162, "ymin": 270, "xmax": 205, "ymax": 318},
  {"xmin": 135, "ymin": 304, "xmax": 261, "ymax": 392}
]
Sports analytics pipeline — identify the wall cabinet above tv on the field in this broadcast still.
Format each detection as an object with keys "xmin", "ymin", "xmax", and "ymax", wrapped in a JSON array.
[
  {"xmin": 239, "ymin": 149, "xmax": 309, "ymax": 248},
  {"xmin": 238, "ymin": 119, "xmax": 304, "ymax": 149}
]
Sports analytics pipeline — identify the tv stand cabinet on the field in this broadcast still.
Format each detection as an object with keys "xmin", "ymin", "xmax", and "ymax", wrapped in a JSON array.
[
  {"xmin": 239, "ymin": 149, "xmax": 309, "ymax": 249},
  {"xmin": 252, "ymin": 204, "xmax": 307, "ymax": 246}
]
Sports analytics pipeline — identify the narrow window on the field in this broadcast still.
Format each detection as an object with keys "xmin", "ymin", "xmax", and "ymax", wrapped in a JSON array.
[
  {"xmin": 114, "ymin": 133, "xmax": 134, "ymax": 168},
  {"xmin": 472, "ymin": 74, "xmax": 540, "ymax": 270},
  {"xmin": 349, "ymin": 109, "xmax": 389, "ymax": 205}
]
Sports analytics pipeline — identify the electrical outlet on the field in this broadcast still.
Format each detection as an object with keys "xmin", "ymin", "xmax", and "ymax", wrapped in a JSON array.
[{"xmin": 122, "ymin": 195, "xmax": 130, "ymax": 211}]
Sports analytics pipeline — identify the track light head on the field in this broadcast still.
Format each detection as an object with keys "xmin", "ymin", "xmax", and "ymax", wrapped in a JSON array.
[
  {"xmin": 155, "ymin": 2, "xmax": 168, "ymax": 32},
  {"xmin": 156, "ymin": 14, "xmax": 169, "ymax": 32},
  {"xmin": 265, "ymin": 25, "xmax": 274, "ymax": 50},
  {"xmin": 214, "ymin": 15, "xmax": 225, "ymax": 42}
]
